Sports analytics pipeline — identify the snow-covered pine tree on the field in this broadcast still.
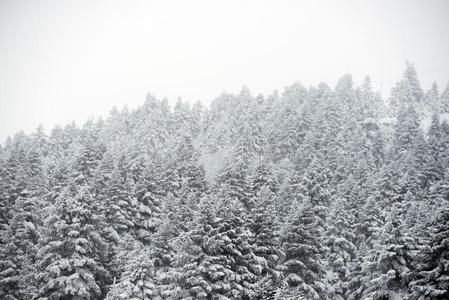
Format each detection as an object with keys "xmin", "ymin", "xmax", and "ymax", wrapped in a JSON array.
[
  {"xmin": 392, "ymin": 105, "xmax": 421, "ymax": 160},
  {"xmin": 35, "ymin": 180, "xmax": 111, "ymax": 299},
  {"xmin": 269, "ymin": 82, "xmax": 309, "ymax": 162},
  {"xmin": 389, "ymin": 62, "xmax": 424, "ymax": 116},
  {"xmin": 0, "ymin": 190, "xmax": 40, "ymax": 299},
  {"xmin": 247, "ymin": 187, "xmax": 283, "ymax": 299},
  {"xmin": 106, "ymin": 242, "xmax": 159, "ymax": 300},
  {"xmin": 410, "ymin": 208, "xmax": 449, "ymax": 300},
  {"xmin": 173, "ymin": 197, "xmax": 264, "ymax": 299},
  {"xmin": 215, "ymin": 145, "xmax": 254, "ymax": 210},
  {"xmin": 133, "ymin": 160, "xmax": 165, "ymax": 244},
  {"xmin": 423, "ymin": 82, "xmax": 440, "ymax": 114},
  {"xmin": 100, "ymin": 163, "xmax": 135, "ymax": 235},
  {"xmin": 277, "ymin": 200, "xmax": 327, "ymax": 299},
  {"xmin": 357, "ymin": 76, "xmax": 387, "ymax": 119},
  {"xmin": 173, "ymin": 135, "xmax": 208, "ymax": 199},
  {"xmin": 324, "ymin": 198, "xmax": 357, "ymax": 300},
  {"xmin": 250, "ymin": 161, "xmax": 279, "ymax": 195},
  {"xmin": 351, "ymin": 206, "xmax": 416, "ymax": 300},
  {"xmin": 440, "ymin": 82, "xmax": 449, "ymax": 113}
]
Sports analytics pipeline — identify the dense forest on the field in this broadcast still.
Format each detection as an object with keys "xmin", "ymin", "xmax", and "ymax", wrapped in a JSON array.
[{"xmin": 1, "ymin": 63, "xmax": 449, "ymax": 300}]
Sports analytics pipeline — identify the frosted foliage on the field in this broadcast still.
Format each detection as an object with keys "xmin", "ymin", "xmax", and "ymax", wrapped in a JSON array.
[{"xmin": 0, "ymin": 63, "xmax": 448, "ymax": 299}]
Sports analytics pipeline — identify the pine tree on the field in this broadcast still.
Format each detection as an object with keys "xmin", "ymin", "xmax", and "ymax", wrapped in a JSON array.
[
  {"xmin": 352, "ymin": 207, "xmax": 416, "ymax": 300},
  {"xmin": 297, "ymin": 161, "xmax": 330, "ymax": 231},
  {"xmin": 173, "ymin": 135, "xmax": 208, "ymax": 198},
  {"xmin": 106, "ymin": 243, "xmax": 158, "ymax": 300},
  {"xmin": 410, "ymin": 209, "xmax": 449, "ymax": 299},
  {"xmin": 133, "ymin": 161, "xmax": 165, "ymax": 244},
  {"xmin": 97, "ymin": 154, "xmax": 136, "ymax": 236},
  {"xmin": 393, "ymin": 105, "xmax": 421, "ymax": 159},
  {"xmin": 0, "ymin": 191, "xmax": 40, "ymax": 299},
  {"xmin": 423, "ymin": 82, "xmax": 440, "ymax": 113},
  {"xmin": 278, "ymin": 201, "xmax": 327, "ymax": 299},
  {"xmin": 251, "ymin": 161, "xmax": 279, "ymax": 195},
  {"xmin": 0, "ymin": 147, "xmax": 8, "ymax": 232},
  {"xmin": 191, "ymin": 101, "xmax": 205, "ymax": 138},
  {"xmin": 269, "ymin": 82, "xmax": 309, "ymax": 162},
  {"xmin": 357, "ymin": 76, "xmax": 387, "ymax": 119},
  {"xmin": 440, "ymin": 82, "xmax": 449, "ymax": 113},
  {"xmin": 35, "ymin": 181, "xmax": 111, "ymax": 299},
  {"xmin": 428, "ymin": 113, "xmax": 444, "ymax": 160},
  {"xmin": 389, "ymin": 62, "xmax": 424, "ymax": 115},
  {"xmin": 216, "ymin": 154, "xmax": 254, "ymax": 210},
  {"xmin": 247, "ymin": 187, "xmax": 283, "ymax": 298},
  {"xmin": 174, "ymin": 198, "xmax": 264, "ymax": 299},
  {"xmin": 325, "ymin": 198, "xmax": 357, "ymax": 300}
]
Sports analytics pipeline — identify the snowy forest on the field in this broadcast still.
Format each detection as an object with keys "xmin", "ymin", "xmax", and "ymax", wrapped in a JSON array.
[{"xmin": 1, "ymin": 63, "xmax": 449, "ymax": 300}]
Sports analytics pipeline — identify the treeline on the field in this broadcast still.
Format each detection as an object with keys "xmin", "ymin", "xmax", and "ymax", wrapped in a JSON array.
[{"xmin": 1, "ymin": 63, "xmax": 449, "ymax": 299}]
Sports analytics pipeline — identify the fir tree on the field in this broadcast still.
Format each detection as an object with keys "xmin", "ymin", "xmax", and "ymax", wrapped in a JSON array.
[
  {"xmin": 411, "ymin": 208, "xmax": 449, "ymax": 300},
  {"xmin": 389, "ymin": 62, "xmax": 424, "ymax": 115},
  {"xmin": 352, "ymin": 207, "xmax": 416, "ymax": 300},
  {"xmin": 35, "ymin": 181, "xmax": 111, "ymax": 299},
  {"xmin": 174, "ymin": 199, "xmax": 264, "ymax": 299},
  {"xmin": 0, "ymin": 191, "xmax": 40, "ymax": 299},
  {"xmin": 278, "ymin": 201, "xmax": 327, "ymax": 299},
  {"xmin": 325, "ymin": 198, "xmax": 357, "ymax": 300},
  {"xmin": 106, "ymin": 243, "xmax": 158, "ymax": 300}
]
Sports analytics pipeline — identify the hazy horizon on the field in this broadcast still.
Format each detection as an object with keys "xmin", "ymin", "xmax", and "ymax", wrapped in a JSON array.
[{"xmin": 1, "ymin": 0, "xmax": 449, "ymax": 143}]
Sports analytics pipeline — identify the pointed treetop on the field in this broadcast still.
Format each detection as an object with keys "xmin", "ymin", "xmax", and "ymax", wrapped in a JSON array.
[
  {"xmin": 403, "ymin": 61, "xmax": 424, "ymax": 102},
  {"xmin": 335, "ymin": 74, "xmax": 353, "ymax": 92}
]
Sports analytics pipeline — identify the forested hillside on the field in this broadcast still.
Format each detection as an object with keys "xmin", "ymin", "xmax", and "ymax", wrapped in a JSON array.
[{"xmin": 1, "ymin": 63, "xmax": 449, "ymax": 299}]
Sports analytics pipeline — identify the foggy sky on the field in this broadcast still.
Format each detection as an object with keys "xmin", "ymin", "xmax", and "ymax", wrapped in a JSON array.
[{"xmin": 1, "ymin": 0, "xmax": 449, "ymax": 143}]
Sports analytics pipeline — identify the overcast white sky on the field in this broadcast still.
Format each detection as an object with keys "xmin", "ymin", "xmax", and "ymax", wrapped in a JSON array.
[{"xmin": 1, "ymin": 0, "xmax": 449, "ymax": 142}]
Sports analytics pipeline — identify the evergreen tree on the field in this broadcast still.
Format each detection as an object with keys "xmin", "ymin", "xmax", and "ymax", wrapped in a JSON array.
[
  {"xmin": 174, "ymin": 199, "xmax": 264, "ymax": 299},
  {"xmin": 173, "ymin": 135, "xmax": 208, "ymax": 198},
  {"xmin": 269, "ymin": 82, "xmax": 309, "ymax": 162},
  {"xmin": 133, "ymin": 160, "xmax": 165, "ymax": 243},
  {"xmin": 278, "ymin": 201, "xmax": 327, "ymax": 299},
  {"xmin": 247, "ymin": 187, "xmax": 283, "ymax": 298},
  {"xmin": 106, "ymin": 242, "xmax": 158, "ymax": 300},
  {"xmin": 410, "ymin": 209, "xmax": 449, "ymax": 300},
  {"xmin": 251, "ymin": 161, "xmax": 279, "ymax": 195},
  {"xmin": 392, "ymin": 105, "xmax": 421, "ymax": 159},
  {"xmin": 428, "ymin": 113, "xmax": 444, "ymax": 161},
  {"xmin": 325, "ymin": 198, "xmax": 357, "ymax": 300},
  {"xmin": 440, "ymin": 82, "xmax": 449, "ymax": 113},
  {"xmin": 35, "ymin": 181, "xmax": 111, "ymax": 299},
  {"xmin": 0, "ymin": 191, "xmax": 40, "ymax": 299},
  {"xmin": 389, "ymin": 62, "xmax": 424, "ymax": 115},
  {"xmin": 423, "ymin": 82, "xmax": 440, "ymax": 113},
  {"xmin": 351, "ymin": 207, "xmax": 415, "ymax": 300},
  {"xmin": 216, "ymin": 154, "xmax": 254, "ymax": 210}
]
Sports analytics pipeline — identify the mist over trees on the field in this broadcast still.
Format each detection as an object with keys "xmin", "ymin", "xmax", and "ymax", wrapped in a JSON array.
[{"xmin": 1, "ymin": 63, "xmax": 449, "ymax": 299}]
